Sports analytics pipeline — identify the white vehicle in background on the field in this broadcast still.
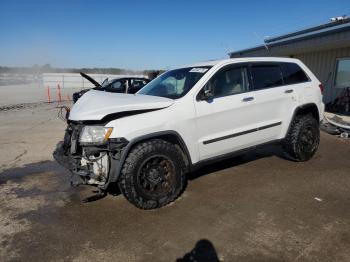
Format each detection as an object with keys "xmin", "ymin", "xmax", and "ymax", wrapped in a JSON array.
[{"xmin": 54, "ymin": 57, "xmax": 324, "ymax": 209}]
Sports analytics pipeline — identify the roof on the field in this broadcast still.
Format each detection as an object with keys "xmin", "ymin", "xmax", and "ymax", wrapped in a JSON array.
[
  {"xmin": 187, "ymin": 57, "xmax": 301, "ymax": 68},
  {"xmin": 188, "ymin": 59, "xmax": 228, "ymax": 67},
  {"xmin": 229, "ymin": 17, "xmax": 350, "ymax": 57}
]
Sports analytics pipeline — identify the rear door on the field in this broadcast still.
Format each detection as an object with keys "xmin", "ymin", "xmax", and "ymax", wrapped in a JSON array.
[
  {"xmin": 280, "ymin": 62, "xmax": 312, "ymax": 103},
  {"xmin": 195, "ymin": 64, "xmax": 263, "ymax": 160},
  {"xmin": 247, "ymin": 62, "xmax": 298, "ymax": 142}
]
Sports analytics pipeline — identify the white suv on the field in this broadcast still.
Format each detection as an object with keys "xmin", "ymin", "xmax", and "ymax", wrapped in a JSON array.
[{"xmin": 54, "ymin": 57, "xmax": 325, "ymax": 209}]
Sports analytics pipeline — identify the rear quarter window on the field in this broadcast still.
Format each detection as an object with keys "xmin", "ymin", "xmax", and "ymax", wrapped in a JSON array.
[{"xmin": 280, "ymin": 62, "xmax": 309, "ymax": 85}]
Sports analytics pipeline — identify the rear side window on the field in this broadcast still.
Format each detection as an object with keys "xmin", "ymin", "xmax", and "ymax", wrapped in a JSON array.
[
  {"xmin": 281, "ymin": 63, "xmax": 309, "ymax": 85},
  {"xmin": 250, "ymin": 64, "xmax": 283, "ymax": 90}
]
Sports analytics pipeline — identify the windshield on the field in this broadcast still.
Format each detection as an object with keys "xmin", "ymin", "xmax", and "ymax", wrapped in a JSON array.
[{"xmin": 138, "ymin": 67, "xmax": 211, "ymax": 99}]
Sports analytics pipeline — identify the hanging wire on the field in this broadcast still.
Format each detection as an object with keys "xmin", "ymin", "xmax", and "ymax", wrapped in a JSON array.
[{"xmin": 57, "ymin": 106, "xmax": 70, "ymax": 122}]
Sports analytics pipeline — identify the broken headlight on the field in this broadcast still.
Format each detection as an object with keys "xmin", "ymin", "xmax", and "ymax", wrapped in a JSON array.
[{"xmin": 79, "ymin": 126, "xmax": 113, "ymax": 144}]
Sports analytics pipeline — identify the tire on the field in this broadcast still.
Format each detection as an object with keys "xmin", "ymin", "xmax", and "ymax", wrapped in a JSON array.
[
  {"xmin": 118, "ymin": 139, "xmax": 186, "ymax": 209},
  {"xmin": 283, "ymin": 114, "xmax": 320, "ymax": 161}
]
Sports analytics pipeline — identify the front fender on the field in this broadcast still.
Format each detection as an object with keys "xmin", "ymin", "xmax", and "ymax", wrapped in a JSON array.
[{"xmin": 106, "ymin": 130, "xmax": 192, "ymax": 187}]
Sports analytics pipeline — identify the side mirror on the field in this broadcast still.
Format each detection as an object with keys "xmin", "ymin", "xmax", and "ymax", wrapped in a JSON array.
[{"xmin": 199, "ymin": 82, "xmax": 214, "ymax": 101}]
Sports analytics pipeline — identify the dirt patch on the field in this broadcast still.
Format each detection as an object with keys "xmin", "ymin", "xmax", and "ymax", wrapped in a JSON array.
[
  {"xmin": 0, "ymin": 161, "xmax": 72, "ymax": 261},
  {"xmin": 0, "ymin": 102, "xmax": 46, "ymax": 112}
]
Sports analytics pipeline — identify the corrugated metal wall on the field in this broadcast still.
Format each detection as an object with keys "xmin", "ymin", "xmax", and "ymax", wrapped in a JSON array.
[
  {"xmin": 230, "ymin": 29, "xmax": 350, "ymax": 103},
  {"xmin": 295, "ymin": 47, "xmax": 350, "ymax": 103}
]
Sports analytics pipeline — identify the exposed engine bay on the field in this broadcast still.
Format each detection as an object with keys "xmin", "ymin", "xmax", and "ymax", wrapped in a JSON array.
[
  {"xmin": 53, "ymin": 122, "xmax": 128, "ymax": 189},
  {"xmin": 81, "ymin": 149, "xmax": 109, "ymax": 185}
]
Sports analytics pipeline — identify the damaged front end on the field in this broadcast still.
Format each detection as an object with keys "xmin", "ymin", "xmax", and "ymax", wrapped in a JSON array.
[{"xmin": 53, "ymin": 122, "xmax": 128, "ymax": 189}]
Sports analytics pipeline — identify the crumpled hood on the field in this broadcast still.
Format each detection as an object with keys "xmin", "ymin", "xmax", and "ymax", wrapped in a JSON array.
[{"xmin": 69, "ymin": 90, "xmax": 174, "ymax": 121}]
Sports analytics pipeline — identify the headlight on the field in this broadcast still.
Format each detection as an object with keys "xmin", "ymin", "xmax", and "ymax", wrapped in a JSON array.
[{"xmin": 79, "ymin": 126, "xmax": 113, "ymax": 144}]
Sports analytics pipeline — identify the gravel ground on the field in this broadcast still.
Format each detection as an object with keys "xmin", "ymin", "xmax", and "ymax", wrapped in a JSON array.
[{"xmin": 0, "ymin": 103, "xmax": 349, "ymax": 262}]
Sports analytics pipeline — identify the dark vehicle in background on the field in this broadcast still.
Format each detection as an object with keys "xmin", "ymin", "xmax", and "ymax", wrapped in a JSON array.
[{"xmin": 72, "ymin": 72, "xmax": 150, "ymax": 103}]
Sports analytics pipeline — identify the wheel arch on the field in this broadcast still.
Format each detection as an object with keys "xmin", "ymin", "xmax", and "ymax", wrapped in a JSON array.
[
  {"xmin": 108, "ymin": 131, "xmax": 192, "ymax": 185},
  {"xmin": 286, "ymin": 103, "xmax": 320, "ymax": 136},
  {"xmin": 295, "ymin": 103, "xmax": 320, "ymax": 122}
]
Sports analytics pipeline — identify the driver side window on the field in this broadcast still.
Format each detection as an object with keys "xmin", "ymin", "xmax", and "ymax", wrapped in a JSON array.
[{"xmin": 211, "ymin": 66, "xmax": 248, "ymax": 98}]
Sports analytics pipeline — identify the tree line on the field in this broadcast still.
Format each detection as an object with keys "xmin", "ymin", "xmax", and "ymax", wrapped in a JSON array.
[{"xmin": 0, "ymin": 64, "xmax": 163, "ymax": 75}]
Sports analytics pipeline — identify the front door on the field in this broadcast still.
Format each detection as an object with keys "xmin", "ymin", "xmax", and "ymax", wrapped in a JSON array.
[{"xmin": 194, "ymin": 65, "xmax": 261, "ymax": 161}]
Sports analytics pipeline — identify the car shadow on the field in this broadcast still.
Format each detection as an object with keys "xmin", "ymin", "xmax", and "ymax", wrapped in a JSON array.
[{"xmin": 188, "ymin": 143, "xmax": 288, "ymax": 181}]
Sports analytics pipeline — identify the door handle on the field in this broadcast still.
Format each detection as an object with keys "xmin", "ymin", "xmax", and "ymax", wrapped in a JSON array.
[
  {"xmin": 285, "ymin": 89, "xmax": 294, "ymax": 93},
  {"xmin": 242, "ymin": 97, "xmax": 254, "ymax": 102}
]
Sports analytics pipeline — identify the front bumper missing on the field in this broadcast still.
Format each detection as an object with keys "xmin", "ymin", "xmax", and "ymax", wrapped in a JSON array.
[
  {"xmin": 53, "ymin": 123, "xmax": 128, "ymax": 189},
  {"xmin": 53, "ymin": 142, "xmax": 88, "ymax": 175}
]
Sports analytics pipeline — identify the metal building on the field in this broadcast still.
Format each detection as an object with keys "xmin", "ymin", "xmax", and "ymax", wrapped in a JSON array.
[{"xmin": 229, "ymin": 17, "xmax": 350, "ymax": 104}]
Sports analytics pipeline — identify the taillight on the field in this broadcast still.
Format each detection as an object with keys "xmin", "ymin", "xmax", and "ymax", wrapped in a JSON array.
[{"xmin": 319, "ymin": 84, "xmax": 324, "ymax": 95}]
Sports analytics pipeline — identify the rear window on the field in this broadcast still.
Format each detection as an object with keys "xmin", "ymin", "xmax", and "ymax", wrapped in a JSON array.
[
  {"xmin": 250, "ymin": 64, "xmax": 283, "ymax": 90},
  {"xmin": 281, "ymin": 62, "xmax": 309, "ymax": 85}
]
